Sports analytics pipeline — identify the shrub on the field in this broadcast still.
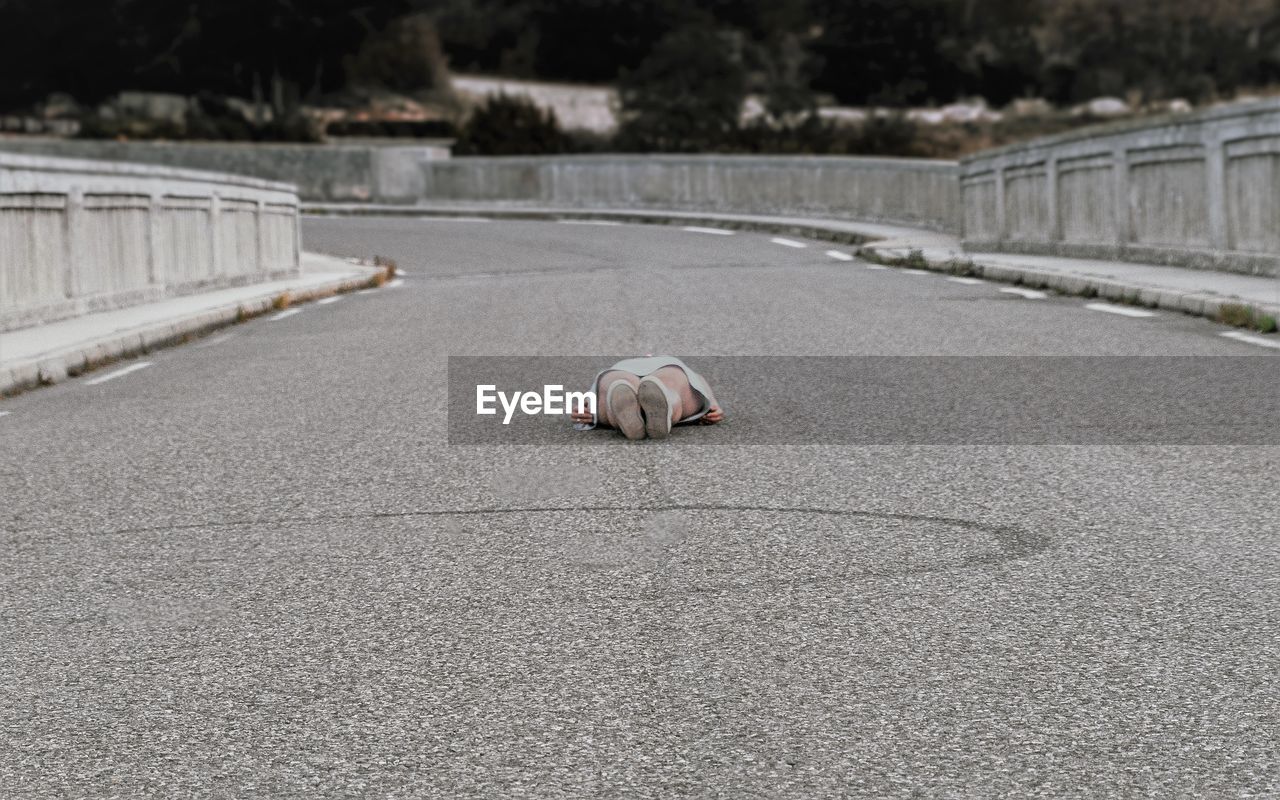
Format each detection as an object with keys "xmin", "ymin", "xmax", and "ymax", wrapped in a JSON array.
[
  {"xmin": 453, "ymin": 94, "xmax": 566, "ymax": 155},
  {"xmin": 616, "ymin": 28, "xmax": 748, "ymax": 152}
]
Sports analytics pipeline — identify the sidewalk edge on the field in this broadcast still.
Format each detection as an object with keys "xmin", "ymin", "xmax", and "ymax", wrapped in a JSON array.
[{"xmin": 2, "ymin": 260, "xmax": 385, "ymax": 398}]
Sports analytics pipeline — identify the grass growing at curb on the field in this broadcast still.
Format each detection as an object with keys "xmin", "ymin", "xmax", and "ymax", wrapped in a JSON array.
[
  {"xmin": 273, "ymin": 292, "xmax": 292, "ymax": 310},
  {"xmin": 1217, "ymin": 303, "xmax": 1279, "ymax": 333}
]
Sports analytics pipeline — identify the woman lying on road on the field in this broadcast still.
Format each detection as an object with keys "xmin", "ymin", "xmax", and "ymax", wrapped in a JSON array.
[{"xmin": 569, "ymin": 356, "xmax": 724, "ymax": 440}]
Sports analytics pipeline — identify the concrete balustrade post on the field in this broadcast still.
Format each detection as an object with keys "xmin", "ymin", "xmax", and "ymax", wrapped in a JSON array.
[
  {"xmin": 994, "ymin": 166, "xmax": 1007, "ymax": 243},
  {"xmin": 255, "ymin": 199, "xmax": 266, "ymax": 272},
  {"xmin": 63, "ymin": 187, "xmax": 84, "ymax": 299},
  {"xmin": 1205, "ymin": 135, "xmax": 1228, "ymax": 252},
  {"xmin": 1045, "ymin": 155, "xmax": 1061, "ymax": 241},
  {"xmin": 1112, "ymin": 146, "xmax": 1130, "ymax": 246},
  {"xmin": 209, "ymin": 192, "xmax": 222, "ymax": 277},
  {"xmin": 147, "ymin": 191, "xmax": 163, "ymax": 287}
]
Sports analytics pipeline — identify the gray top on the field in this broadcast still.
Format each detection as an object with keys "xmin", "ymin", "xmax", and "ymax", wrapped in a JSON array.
[{"xmin": 575, "ymin": 356, "xmax": 715, "ymax": 431}]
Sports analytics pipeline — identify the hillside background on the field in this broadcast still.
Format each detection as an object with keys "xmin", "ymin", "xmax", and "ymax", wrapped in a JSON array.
[{"xmin": 4, "ymin": 0, "xmax": 1279, "ymax": 157}]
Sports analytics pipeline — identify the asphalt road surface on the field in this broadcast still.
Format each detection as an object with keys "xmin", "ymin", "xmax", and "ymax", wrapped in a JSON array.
[{"xmin": 2, "ymin": 217, "xmax": 1277, "ymax": 797}]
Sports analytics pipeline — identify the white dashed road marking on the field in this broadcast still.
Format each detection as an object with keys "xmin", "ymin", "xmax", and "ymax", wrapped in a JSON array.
[
  {"xmin": 1001, "ymin": 287, "xmax": 1048, "ymax": 300},
  {"xmin": 557, "ymin": 219, "xmax": 622, "ymax": 226},
  {"xmin": 1220, "ymin": 330, "xmax": 1280, "ymax": 349},
  {"xmin": 865, "ymin": 264, "xmax": 889, "ymax": 271},
  {"xmin": 948, "ymin": 277, "xmax": 985, "ymax": 285},
  {"xmin": 825, "ymin": 250, "xmax": 854, "ymax": 261},
  {"xmin": 270, "ymin": 308, "xmax": 302, "ymax": 321},
  {"xmin": 1085, "ymin": 302, "xmax": 1156, "ymax": 318},
  {"xmin": 0, "ymin": 411, "xmax": 10, "ymax": 417},
  {"xmin": 317, "ymin": 296, "xmax": 343, "ymax": 305},
  {"xmin": 85, "ymin": 361, "xmax": 152, "ymax": 386},
  {"xmin": 195, "ymin": 332, "xmax": 236, "ymax": 348},
  {"xmin": 387, "ymin": 278, "xmax": 405, "ymax": 289},
  {"xmin": 903, "ymin": 269, "xmax": 930, "ymax": 275},
  {"xmin": 356, "ymin": 289, "xmax": 375, "ymax": 295},
  {"xmin": 420, "ymin": 216, "xmax": 491, "ymax": 222},
  {"xmin": 770, "ymin": 237, "xmax": 807, "ymax": 248},
  {"xmin": 682, "ymin": 226, "xmax": 734, "ymax": 235}
]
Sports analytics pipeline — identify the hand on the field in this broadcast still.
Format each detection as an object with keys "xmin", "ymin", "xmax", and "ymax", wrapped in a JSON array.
[
  {"xmin": 569, "ymin": 398, "xmax": 595, "ymax": 426},
  {"xmin": 700, "ymin": 405, "xmax": 724, "ymax": 425}
]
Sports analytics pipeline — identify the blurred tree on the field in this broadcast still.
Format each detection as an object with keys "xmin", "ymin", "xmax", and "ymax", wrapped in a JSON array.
[
  {"xmin": 452, "ymin": 93, "xmax": 565, "ymax": 154},
  {"xmin": 616, "ymin": 27, "xmax": 749, "ymax": 151},
  {"xmin": 344, "ymin": 13, "xmax": 451, "ymax": 93}
]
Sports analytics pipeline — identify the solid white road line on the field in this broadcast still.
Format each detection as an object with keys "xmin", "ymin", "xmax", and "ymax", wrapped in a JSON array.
[
  {"xmin": 1221, "ymin": 330, "xmax": 1280, "ymax": 349},
  {"xmin": 902, "ymin": 268, "xmax": 930, "ymax": 275},
  {"xmin": 270, "ymin": 308, "xmax": 302, "ymax": 321},
  {"xmin": 947, "ymin": 276, "xmax": 985, "ymax": 285},
  {"xmin": 682, "ymin": 226, "xmax": 734, "ymax": 235},
  {"xmin": 195, "ymin": 332, "xmax": 236, "ymax": 348},
  {"xmin": 317, "ymin": 295, "xmax": 343, "ymax": 305},
  {"xmin": 1085, "ymin": 302, "xmax": 1156, "ymax": 318},
  {"xmin": 557, "ymin": 219, "xmax": 622, "ymax": 226},
  {"xmin": 770, "ymin": 237, "xmax": 807, "ymax": 248},
  {"xmin": 825, "ymin": 250, "xmax": 854, "ymax": 261},
  {"xmin": 1001, "ymin": 287, "xmax": 1048, "ymax": 300},
  {"xmin": 85, "ymin": 361, "xmax": 153, "ymax": 386}
]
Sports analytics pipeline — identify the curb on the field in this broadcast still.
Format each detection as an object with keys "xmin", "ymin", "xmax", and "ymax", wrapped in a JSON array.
[
  {"xmin": 1, "ymin": 266, "xmax": 385, "ymax": 398},
  {"xmin": 304, "ymin": 202, "xmax": 1279, "ymax": 333},
  {"xmin": 302, "ymin": 203, "xmax": 881, "ymax": 246},
  {"xmin": 861, "ymin": 243, "xmax": 1280, "ymax": 328}
]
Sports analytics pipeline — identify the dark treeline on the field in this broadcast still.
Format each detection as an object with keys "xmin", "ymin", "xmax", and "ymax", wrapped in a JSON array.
[{"xmin": 4, "ymin": 0, "xmax": 1280, "ymax": 111}]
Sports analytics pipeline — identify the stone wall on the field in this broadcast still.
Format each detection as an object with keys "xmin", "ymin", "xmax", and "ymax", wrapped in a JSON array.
[
  {"xmin": 0, "ymin": 138, "xmax": 450, "ymax": 203},
  {"xmin": 0, "ymin": 152, "xmax": 300, "ymax": 331},
  {"xmin": 420, "ymin": 155, "xmax": 961, "ymax": 231},
  {"xmin": 961, "ymin": 98, "xmax": 1280, "ymax": 276}
]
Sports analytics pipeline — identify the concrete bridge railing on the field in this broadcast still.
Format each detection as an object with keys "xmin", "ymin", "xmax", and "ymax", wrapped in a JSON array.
[
  {"xmin": 420, "ymin": 155, "xmax": 961, "ymax": 232},
  {"xmin": 0, "ymin": 153, "xmax": 300, "ymax": 331},
  {"xmin": 961, "ymin": 98, "xmax": 1280, "ymax": 277}
]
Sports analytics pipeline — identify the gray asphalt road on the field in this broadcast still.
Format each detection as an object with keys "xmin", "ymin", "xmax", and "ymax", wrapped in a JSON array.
[{"xmin": 2, "ymin": 217, "xmax": 1277, "ymax": 798}]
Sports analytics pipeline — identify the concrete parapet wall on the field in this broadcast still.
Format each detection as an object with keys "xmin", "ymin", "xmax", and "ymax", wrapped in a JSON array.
[
  {"xmin": 421, "ymin": 155, "xmax": 961, "ymax": 231},
  {"xmin": 961, "ymin": 98, "xmax": 1280, "ymax": 276},
  {"xmin": 0, "ymin": 152, "xmax": 300, "ymax": 331},
  {"xmin": 0, "ymin": 138, "xmax": 450, "ymax": 203}
]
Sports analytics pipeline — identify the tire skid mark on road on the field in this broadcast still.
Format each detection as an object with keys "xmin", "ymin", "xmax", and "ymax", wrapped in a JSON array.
[{"xmin": 7, "ymin": 503, "xmax": 1051, "ymax": 580}]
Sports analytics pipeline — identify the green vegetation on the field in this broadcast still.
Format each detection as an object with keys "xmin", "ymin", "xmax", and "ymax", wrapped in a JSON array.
[
  {"xmin": 7, "ymin": 0, "xmax": 1280, "ymax": 150},
  {"xmin": 454, "ymin": 95, "xmax": 566, "ymax": 155},
  {"xmin": 1218, "ymin": 303, "xmax": 1280, "ymax": 332}
]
